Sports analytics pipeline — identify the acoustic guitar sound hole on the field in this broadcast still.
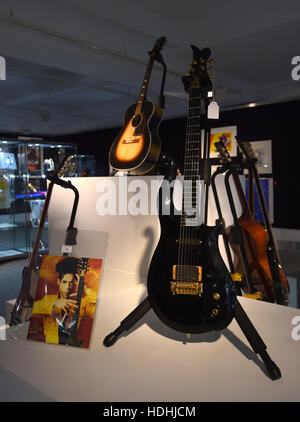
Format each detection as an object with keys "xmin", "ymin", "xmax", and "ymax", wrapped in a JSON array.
[{"xmin": 132, "ymin": 114, "xmax": 142, "ymax": 127}]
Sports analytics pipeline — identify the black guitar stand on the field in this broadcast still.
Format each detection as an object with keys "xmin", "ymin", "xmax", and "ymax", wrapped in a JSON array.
[
  {"xmin": 223, "ymin": 167, "xmax": 260, "ymax": 297},
  {"xmin": 47, "ymin": 174, "xmax": 79, "ymax": 252},
  {"xmin": 9, "ymin": 171, "xmax": 80, "ymax": 330},
  {"xmin": 211, "ymin": 165, "xmax": 242, "ymax": 296},
  {"xmin": 148, "ymin": 47, "xmax": 167, "ymax": 110},
  {"xmin": 235, "ymin": 136, "xmax": 288, "ymax": 306},
  {"xmin": 47, "ymin": 174, "xmax": 84, "ymax": 347},
  {"xmin": 103, "ymin": 272, "xmax": 281, "ymax": 380},
  {"xmin": 103, "ymin": 171, "xmax": 282, "ymax": 380}
]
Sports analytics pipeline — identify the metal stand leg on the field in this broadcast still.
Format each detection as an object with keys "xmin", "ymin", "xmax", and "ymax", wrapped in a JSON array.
[
  {"xmin": 103, "ymin": 296, "xmax": 281, "ymax": 380},
  {"xmin": 235, "ymin": 300, "xmax": 281, "ymax": 380},
  {"xmin": 103, "ymin": 297, "xmax": 152, "ymax": 347}
]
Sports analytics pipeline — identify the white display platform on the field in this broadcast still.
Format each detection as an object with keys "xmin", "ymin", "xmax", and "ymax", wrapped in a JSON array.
[
  {"xmin": 1, "ymin": 288, "xmax": 300, "ymax": 402},
  {"xmin": 2, "ymin": 176, "xmax": 300, "ymax": 402}
]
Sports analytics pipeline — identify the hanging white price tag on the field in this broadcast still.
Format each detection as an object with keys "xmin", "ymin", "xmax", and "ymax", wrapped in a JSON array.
[
  {"xmin": 61, "ymin": 245, "xmax": 73, "ymax": 254},
  {"xmin": 208, "ymin": 101, "xmax": 219, "ymax": 119}
]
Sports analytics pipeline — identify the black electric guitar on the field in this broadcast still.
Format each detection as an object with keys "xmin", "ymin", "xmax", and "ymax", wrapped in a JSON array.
[
  {"xmin": 147, "ymin": 46, "xmax": 237, "ymax": 334},
  {"xmin": 109, "ymin": 36, "xmax": 166, "ymax": 175}
]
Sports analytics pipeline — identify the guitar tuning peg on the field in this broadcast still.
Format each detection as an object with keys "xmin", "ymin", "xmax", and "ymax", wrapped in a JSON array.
[
  {"xmin": 192, "ymin": 59, "xmax": 197, "ymax": 64},
  {"xmin": 208, "ymin": 59, "xmax": 213, "ymax": 64},
  {"xmin": 186, "ymin": 71, "xmax": 190, "ymax": 76},
  {"xmin": 208, "ymin": 66, "xmax": 214, "ymax": 70}
]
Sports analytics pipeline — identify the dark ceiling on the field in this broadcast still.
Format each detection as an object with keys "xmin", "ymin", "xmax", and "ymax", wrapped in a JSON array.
[{"xmin": 0, "ymin": 0, "xmax": 300, "ymax": 136}]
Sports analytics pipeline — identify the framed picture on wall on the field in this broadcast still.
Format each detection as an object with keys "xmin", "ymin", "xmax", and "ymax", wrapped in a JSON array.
[{"xmin": 207, "ymin": 125, "xmax": 238, "ymax": 158}]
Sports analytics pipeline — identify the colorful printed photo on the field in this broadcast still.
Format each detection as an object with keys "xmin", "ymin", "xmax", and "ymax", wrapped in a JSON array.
[
  {"xmin": 27, "ymin": 255, "xmax": 102, "ymax": 348},
  {"xmin": 208, "ymin": 125, "xmax": 237, "ymax": 157}
]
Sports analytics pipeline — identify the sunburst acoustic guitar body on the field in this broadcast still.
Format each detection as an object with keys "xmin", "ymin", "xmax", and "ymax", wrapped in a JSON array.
[
  {"xmin": 109, "ymin": 37, "xmax": 166, "ymax": 175},
  {"xmin": 109, "ymin": 101, "xmax": 162, "ymax": 175}
]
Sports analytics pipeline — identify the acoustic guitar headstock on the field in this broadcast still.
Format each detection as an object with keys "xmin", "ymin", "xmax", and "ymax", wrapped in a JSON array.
[{"xmin": 149, "ymin": 36, "xmax": 167, "ymax": 59}]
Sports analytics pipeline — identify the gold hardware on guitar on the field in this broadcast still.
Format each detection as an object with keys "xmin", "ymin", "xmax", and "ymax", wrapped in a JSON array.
[
  {"xmin": 170, "ymin": 281, "xmax": 203, "ymax": 296},
  {"xmin": 244, "ymin": 292, "xmax": 263, "ymax": 300},
  {"xmin": 171, "ymin": 265, "xmax": 203, "ymax": 296},
  {"xmin": 230, "ymin": 272, "xmax": 243, "ymax": 282}
]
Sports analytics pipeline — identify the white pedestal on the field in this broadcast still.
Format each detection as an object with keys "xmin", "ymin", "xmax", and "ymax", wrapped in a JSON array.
[
  {"xmin": 1, "ymin": 288, "xmax": 300, "ymax": 402},
  {"xmin": 3, "ymin": 176, "xmax": 299, "ymax": 401}
]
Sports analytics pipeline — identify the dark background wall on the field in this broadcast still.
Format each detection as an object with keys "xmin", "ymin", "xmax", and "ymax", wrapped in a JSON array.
[{"xmin": 54, "ymin": 98, "xmax": 300, "ymax": 230}]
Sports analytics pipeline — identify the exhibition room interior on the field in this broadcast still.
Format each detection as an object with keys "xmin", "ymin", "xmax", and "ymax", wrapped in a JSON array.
[
  {"xmin": 0, "ymin": 0, "xmax": 300, "ymax": 355},
  {"xmin": 1, "ymin": 0, "xmax": 300, "ymax": 404}
]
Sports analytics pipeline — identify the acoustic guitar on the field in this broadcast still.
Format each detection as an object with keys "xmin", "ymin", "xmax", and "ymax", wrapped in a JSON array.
[
  {"xmin": 109, "ymin": 37, "xmax": 166, "ymax": 175},
  {"xmin": 147, "ymin": 46, "xmax": 237, "ymax": 334}
]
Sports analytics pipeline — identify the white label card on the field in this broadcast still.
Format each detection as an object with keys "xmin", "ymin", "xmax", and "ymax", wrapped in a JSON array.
[
  {"xmin": 208, "ymin": 101, "xmax": 219, "ymax": 119},
  {"xmin": 61, "ymin": 245, "xmax": 73, "ymax": 254}
]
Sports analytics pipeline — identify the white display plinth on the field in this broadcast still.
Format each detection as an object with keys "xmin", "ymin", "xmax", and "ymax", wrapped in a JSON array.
[
  {"xmin": 2, "ymin": 176, "xmax": 300, "ymax": 402},
  {"xmin": 1, "ymin": 288, "xmax": 300, "ymax": 401}
]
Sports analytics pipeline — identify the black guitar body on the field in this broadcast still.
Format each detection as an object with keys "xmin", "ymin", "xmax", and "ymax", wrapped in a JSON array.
[
  {"xmin": 109, "ymin": 100, "xmax": 162, "ymax": 175},
  {"xmin": 147, "ymin": 190, "xmax": 237, "ymax": 334}
]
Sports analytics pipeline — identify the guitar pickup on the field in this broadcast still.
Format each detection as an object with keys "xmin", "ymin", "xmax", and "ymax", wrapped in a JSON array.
[
  {"xmin": 170, "ymin": 265, "xmax": 203, "ymax": 296},
  {"xmin": 176, "ymin": 239, "xmax": 202, "ymax": 245}
]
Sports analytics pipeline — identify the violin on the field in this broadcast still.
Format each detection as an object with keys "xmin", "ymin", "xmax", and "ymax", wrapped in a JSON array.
[
  {"xmin": 237, "ymin": 140, "xmax": 289, "ymax": 305},
  {"xmin": 216, "ymin": 140, "xmax": 289, "ymax": 304}
]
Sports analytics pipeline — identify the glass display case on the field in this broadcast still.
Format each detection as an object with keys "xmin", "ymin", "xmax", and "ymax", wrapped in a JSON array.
[
  {"xmin": 0, "ymin": 138, "xmax": 77, "ymax": 261},
  {"xmin": 64, "ymin": 154, "xmax": 96, "ymax": 177}
]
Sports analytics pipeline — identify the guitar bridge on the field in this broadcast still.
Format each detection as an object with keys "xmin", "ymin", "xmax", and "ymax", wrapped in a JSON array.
[
  {"xmin": 170, "ymin": 265, "xmax": 203, "ymax": 296},
  {"xmin": 122, "ymin": 138, "xmax": 140, "ymax": 144}
]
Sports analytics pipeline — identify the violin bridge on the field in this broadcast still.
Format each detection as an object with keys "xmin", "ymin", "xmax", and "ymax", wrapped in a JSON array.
[{"xmin": 170, "ymin": 265, "xmax": 203, "ymax": 296}]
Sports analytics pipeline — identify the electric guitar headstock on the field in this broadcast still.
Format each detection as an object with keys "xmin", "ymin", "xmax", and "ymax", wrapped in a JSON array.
[
  {"xmin": 235, "ymin": 138, "xmax": 258, "ymax": 167},
  {"xmin": 77, "ymin": 258, "xmax": 89, "ymax": 280},
  {"xmin": 182, "ymin": 45, "xmax": 213, "ymax": 94},
  {"xmin": 214, "ymin": 140, "xmax": 232, "ymax": 165},
  {"xmin": 54, "ymin": 155, "xmax": 74, "ymax": 178},
  {"xmin": 243, "ymin": 142, "xmax": 258, "ymax": 164}
]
